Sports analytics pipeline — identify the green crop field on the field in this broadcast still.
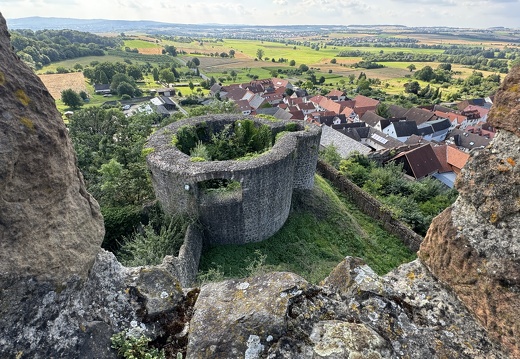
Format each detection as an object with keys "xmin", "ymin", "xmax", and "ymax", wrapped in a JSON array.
[{"xmin": 123, "ymin": 39, "xmax": 160, "ymax": 49}]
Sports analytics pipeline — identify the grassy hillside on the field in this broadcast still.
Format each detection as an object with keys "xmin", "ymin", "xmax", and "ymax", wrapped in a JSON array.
[{"xmin": 198, "ymin": 175, "xmax": 416, "ymax": 284}]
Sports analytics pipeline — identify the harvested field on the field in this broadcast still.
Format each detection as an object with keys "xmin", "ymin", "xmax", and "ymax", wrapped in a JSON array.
[
  {"xmin": 38, "ymin": 72, "xmax": 87, "ymax": 100},
  {"xmin": 138, "ymin": 47, "xmax": 163, "ymax": 55}
]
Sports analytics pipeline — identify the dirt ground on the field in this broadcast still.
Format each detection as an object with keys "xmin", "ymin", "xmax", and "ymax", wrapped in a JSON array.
[{"xmin": 38, "ymin": 72, "xmax": 87, "ymax": 100}]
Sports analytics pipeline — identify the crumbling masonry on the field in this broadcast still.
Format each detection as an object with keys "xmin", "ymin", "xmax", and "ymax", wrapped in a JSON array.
[{"xmin": 146, "ymin": 114, "xmax": 321, "ymax": 246}]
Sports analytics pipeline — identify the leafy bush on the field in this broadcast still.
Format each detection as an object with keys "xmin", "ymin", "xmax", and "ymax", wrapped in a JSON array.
[
  {"xmin": 101, "ymin": 205, "xmax": 142, "ymax": 252},
  {"xmin": 175, "ymin": 120, "xmax": 275, "ymax": 161},
  {"xmin": 111, "ymin": 330, "xmax": 165, "ymax": 359},
  {"xmin": 319, "ymin": 144, "xmax": 342, "ymax": 169},
  {"xmin": 338, "ymin": 155, "xmax": 457, "ymax": 236},
  {"xmin": 117, "ymin": 215, "xmax": 191, "ymax": 267}
]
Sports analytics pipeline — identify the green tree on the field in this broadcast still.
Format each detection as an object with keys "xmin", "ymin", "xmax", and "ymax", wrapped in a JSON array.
[
  {"xmin": 256, "ymin": 48, "xmax": 265, "ymax": 60},
  {"xmin": 299, "ymin": 64, "xmax": 309, "ymax": 72},
  {"xmin": 152, "ymin": 67, "xmax": 159, "ymax": 81},
  {"xmin": 159, "ymin": 68, "xmax": 175, "ymax": 83},
  {"xmin": 375, "ymin": 103, "xmax": 390, "ymax": 118},
  {"xmin": 163, "ymin": 45, "xmax": 177, "ymax": 56},
  {"xmin": 319, "ymin": 144, "xmax": 342, "ymax": 169},
  {"xmin": 405, "ymin": 81, "xmax": 421, "ymax": 94},
  {"xmin": 110, "ymin": 73, "xmax": 135, "ymax": 93},
  {"xmin": 407, "ymin": 64, "xmax": 416, "ymax": 72},
  {"xmin": 61, "ymin": 89, "xmax": 83, "ymax": 109},
  {"xmin": 79, "ymin": 91, "xmax": 89, "ymax": 101},
  {"xmin": 229, "ymin": 49, "xmax": 235, "ymax": 58},
  {"xmin": 117, "ymin": 81, "xmax": 135, "ymax": 97},
  {"xmin": 289, "ymin": 59, "xmax": 296, "ymax": 66},
  {"xmin": 192, "ymin": 57, "xmax": 200, "ymax": 66},
  {"xmin": 415, "ymin": 65, "xmax": 434, "ymax": 81},
  {"xmin": 96, "ymin": 69, "xmax": 109, "ymax": 84},
  {"xmin": 437, "ymin": 63, "xmax": 451, "ymax": 71},
  {"xmin": 330, "ymin": 58, "xmax": 337, "ymax": 64},
  {"xmin": 127, "ymin": 64, "xmax": 143, "ymax": 80}
]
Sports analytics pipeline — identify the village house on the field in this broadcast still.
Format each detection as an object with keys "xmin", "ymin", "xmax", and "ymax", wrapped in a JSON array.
[
  {"xmin": 431, "ymin": 144, "xmax": 470, "ymax": 187},
  {"xmin": 390, "ymin": 144, "xmax": 442, "ymax": 180},
  {"xmin": 446, "ymin": 129, "xmax": 491, "ymax": 152}
]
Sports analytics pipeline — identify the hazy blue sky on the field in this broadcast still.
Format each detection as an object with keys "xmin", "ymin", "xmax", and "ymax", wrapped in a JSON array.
[{"xmin": 2, "ymin": 0, "xmax": 519, "ymax": 28}]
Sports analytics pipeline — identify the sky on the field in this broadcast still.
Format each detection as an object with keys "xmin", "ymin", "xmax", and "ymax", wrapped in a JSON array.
[{"xmin": 2, "ymin": 0, "xmax": 520, "ymax": 29}]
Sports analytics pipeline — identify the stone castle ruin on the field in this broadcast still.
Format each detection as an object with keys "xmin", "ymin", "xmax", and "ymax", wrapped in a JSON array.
[
  {"xmin": 146, "ymin": 115, "xmax": 321, "ymax": 245},
  {"xmin": 1, "ymin": 11, "xmax": 519, "ymax": 358}
]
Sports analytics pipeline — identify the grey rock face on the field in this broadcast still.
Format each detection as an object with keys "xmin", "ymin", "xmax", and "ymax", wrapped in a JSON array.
[
  {"xmin": 185, "ymin": 258, "xmax": 504, "ymax": 359},
  {"xmin": 0, "ymin": 12, "xmax": 104, "ymax": 284}
]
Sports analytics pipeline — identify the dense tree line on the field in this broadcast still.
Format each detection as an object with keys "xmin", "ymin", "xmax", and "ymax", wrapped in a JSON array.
[
  {"xmin": 10, "ymin": 29, "xmax": 121, "ymax": 69},
  {"xmin": 68, "ymin": 106, "xmax": 164, "ymax": 249},
  {"xmin": 337, "ymin": 46, "xmax": 517, "ymax": 73}
]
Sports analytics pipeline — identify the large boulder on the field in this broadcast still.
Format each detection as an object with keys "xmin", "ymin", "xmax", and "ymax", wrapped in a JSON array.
[
  {"xmin": 186, "ymin": 272, "xmax": 308, "ymax": 358},
  {"xmin": 0, "ymin": 12, "xmax": 104, "ymax": 284},
  {"xmin": 185, "ymin": 258, "xmax": 504, "ymax": 358},
  {"xmin": 419, "ymin": 65, "xmax": 520, "ymax": 356}
]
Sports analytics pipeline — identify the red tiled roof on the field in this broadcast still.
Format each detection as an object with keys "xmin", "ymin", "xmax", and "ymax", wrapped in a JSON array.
[
  {"xmin": 340, "ymin": 106, "xmax": 355, "ymax": 116},
  {"xmin": 272, "ymin": 77, "xmax": 289, "ymax": 88},
  {"xmin": 463, "ymin": 105, "xmax": 489, "ymax": 118},
  {"xmin": 309, "ymin": 95, "xmax": 325, "ymax": 105},
  {"xmin": 434, "ymin": 110, "xmax": 467, "ymax": 125},
  {"xmin": 447, "ymin": 145, "xmax": 470, "ymax": 171},
  {"xmin": 327, "ymin": 89, "xmax": 345, "ymax": 98},
  {"xmin": 432, "ymin": 145, "xmax": 452, "ymax": 173},
  {"xmin": 393, "ymin": 144, "xmax": 442, "ymax": 179},
  {"xmin": 298, "ymin": 102, "xmax": 316, "ymax": 111},
  {"xmin": 353, "ymin": 95, "xmax": 379, "ymax": 108},
  {"xmin": 319, "ymin": 97, "xmax": 342, "ymax": 114},
  {"xmin": 289, "ymin": 110, "xmax": 305, "ymax": 120}
]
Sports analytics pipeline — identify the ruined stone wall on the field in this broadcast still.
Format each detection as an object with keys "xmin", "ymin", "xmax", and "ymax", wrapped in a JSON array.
[
  {"xmin": 317, "ymin": 160, "xmax": 423, "ymax": 252},
  {"xmin": 293, "ymin": 129, "xmax": 322, "ymax": 189},
  {"xmin": 161, "ymin": 224, "xmax": 204, "ymax": 286},
  {"xmin": 146, "ymin": 115, "xmax": 321, "ymax": 245}
]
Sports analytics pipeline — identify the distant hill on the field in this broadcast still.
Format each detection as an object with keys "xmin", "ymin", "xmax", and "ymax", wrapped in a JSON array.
[
  {"xmin": 6, "ymin": 17, "xmax": 175, "ymax": 33},
  {"xmin": 5, "ymin": 16, "xmax": 355, "ymax": 35}
]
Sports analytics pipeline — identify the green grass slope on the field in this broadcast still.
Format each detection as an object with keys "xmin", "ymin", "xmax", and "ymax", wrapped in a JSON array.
[{"xmin": 199, "ymin": 175, "xmax": 416, "ymax": 283}]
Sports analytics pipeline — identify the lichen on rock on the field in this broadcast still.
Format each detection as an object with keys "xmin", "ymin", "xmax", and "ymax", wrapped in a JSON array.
[{"xmin": 420, "ymin": 65, "xmax": 520, "ymax": 357}]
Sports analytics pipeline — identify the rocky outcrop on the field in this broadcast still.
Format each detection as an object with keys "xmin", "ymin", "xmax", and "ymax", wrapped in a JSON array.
[
  {"xmin": 0, "ymin": 11, "xmax": 104, "ymax": 356},
  {"xmin": 184, "ymin": 258, "xmax": 504, "ymax": 358},
  {"xmin": 0, "ymin": 13, "xmax": 104, "ymax": 283},
  {"xmin": 419, "ymin": 65, "xmax": 520, "ymax": 357}
]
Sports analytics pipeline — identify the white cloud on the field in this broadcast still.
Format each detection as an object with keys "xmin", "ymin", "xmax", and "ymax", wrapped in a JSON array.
[{"xmin": 1, "ymin": 0, "xmax": 519, "ymax": 28}]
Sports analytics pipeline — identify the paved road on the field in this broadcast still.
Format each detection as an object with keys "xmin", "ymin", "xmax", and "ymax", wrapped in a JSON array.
[{"xmin": 171, "ymin": 99, "xmax": 188, "ymax": 116}]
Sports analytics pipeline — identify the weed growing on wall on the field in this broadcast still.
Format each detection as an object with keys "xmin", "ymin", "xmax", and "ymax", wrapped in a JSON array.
[{"xmin": 111, "ymin": 330, "xmax": 165, "ymax": 359}]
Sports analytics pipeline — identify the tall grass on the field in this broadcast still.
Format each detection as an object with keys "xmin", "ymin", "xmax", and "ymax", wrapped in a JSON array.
[{"xmin": 198, "ymin": 175, "xmax": 416, "ymax": 283}]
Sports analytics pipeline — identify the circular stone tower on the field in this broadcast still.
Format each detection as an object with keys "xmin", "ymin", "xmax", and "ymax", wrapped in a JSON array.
[{"xmin": 146, "ymin": 114, "xmax": 321, "ymax": 245}]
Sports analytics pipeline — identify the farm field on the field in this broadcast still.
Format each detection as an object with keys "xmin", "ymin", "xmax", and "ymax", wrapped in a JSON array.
[
  {"xmin": 34, "ymin": 29, "xmax": 510, "ymax": 111},
  {"xmin": 37, "ymin": 55, "xmax": 122, "ymax": 74},
  {"xmin": 39, "ymin": 72, "xmax": 87, "ymax": 100}
]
